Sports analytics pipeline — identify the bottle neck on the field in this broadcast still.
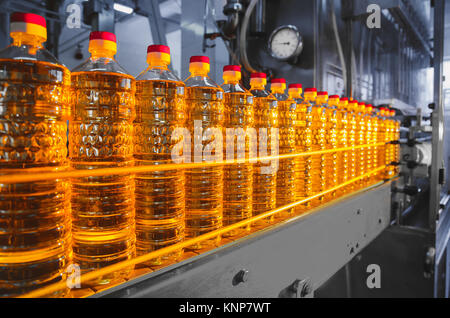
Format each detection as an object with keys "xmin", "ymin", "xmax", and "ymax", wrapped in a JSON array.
[
  {"xmin": 304, "ymin": 93, "xmax": 316, "ymax": 102},
  {"xmin": 223, "ymin": 78, "xmax": 240, "ymax": 85},
  {"xmin": 11, "ymin": 33, "xmax": 44, "ymax": 49},
  {"xmin": 250, "ymin": 83, "xmax": 266, "ymax": 91},
  {"xmin": 190, "ymin": 70, "xmax": 209, "ymax": 78},
  {"xmin": 271, "ymin": 87, "xmax": 285, "ymax": 95},
  {"xmin": 90, "ymin": 48, "xmax": 115, "ymax": 60},
  {"xmin": 148, "ymin": 58, "xmax": 169, "ymax": 70}
]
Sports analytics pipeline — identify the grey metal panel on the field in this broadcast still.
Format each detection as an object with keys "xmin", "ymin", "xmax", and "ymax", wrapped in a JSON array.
[
  {"xmin": 429, "ymin": 0, "xmax": 446, "ymax": 232},
  {"xmin": 93, "ymin": 182, "xmax": 392, "ymax": 298},
  {"xmin": 316, "ymin": 226, "xmax": 435, "ymax": 297}
]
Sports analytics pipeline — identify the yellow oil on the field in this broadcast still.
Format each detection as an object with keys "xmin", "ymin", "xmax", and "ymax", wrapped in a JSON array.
[
  {"xmin": 250, "ymin": 87, "xmax": 278, "ymax": 225},
  {"xmin": 336, "ymin": 99, "xmax": 349, "ymax": 195},
  {"xmin": 0, "ymin": 58, "xmax": 72, "ymax": 297},
  {"xmin": 355, "ymin": 104, "xmax": 366, "ymax": 188},
  {"xmin": 290, "ymin": 94, "xmax": 312, "ymax": 213},
  {"xmin": 385, "ymin": 113, "xmax": 395, "ymax": 178},
  {"xmin": 370, "ymin": 110, "xmax": 379, "ymax": 183},
  {"xmin": 134, "ymin": 80, "xmax": 185, "ymax": 265},
  {"xmin": 364, "ymin": 107, "xmax": 373, "ymax": 186},
  {"xmin": 393, "ymin": 118, "xmax": 400, "ymax": 175},
  {"xmin": 70, "ymin": 71, "xmax": 135, "ymax": 285},
  {"xmin": 222, "ymin": 89, "xmax": 253, "ymax": 237},
  {"xmin": 272, "ymin": 90, "xmax": 296, "ymax": 218},
  {"xmin": 310, "ymin": 97, "xmax": 327, "ymax": 207},
  {"xmin": 377, "ymin": 110, "xmax": 387, "ymax": 181},
  {"xmin": 347, "ymin": 102, "xmax": 358, "ymax": 192},
  {"xmin": 324, "ymin": 98, "xmax": 339, "ymax": 201},
  {"xmin": 184, "ymin": 86, "xmax": 224, "ymax": 249}
]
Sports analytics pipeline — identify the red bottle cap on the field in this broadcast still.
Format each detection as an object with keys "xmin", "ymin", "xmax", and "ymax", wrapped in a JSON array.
[
  {"xmin": 89, "ymin": 31, "xmax": 117, "ymax": 43},
  {"xmin": 304, "ymin": 88, "xmax": 317, "ymax": 93},
  {"xmin": 250, "ymin": 72, "xmax": 267, "ymax": 79},
  {"xmin": 271, "ymin": 78, "xmax": 286, "ymax": 84},
  {"xmin": 147, "ymin": 44, "xmax": 170, "ymax": 54},
  {"xmin": 223, "ymin": 65, "xmax": 241, "ymax": 72},
  {"xmin": 190, "ymin": 55, "xmax": 210, "ymax": 64},
  {"xmin": 11, "ymin": 12, "xmax": 46, "ymax": 27},
  {"xmin": 288, "ymin": 83, "xmax": 302, "ymax": 89}
]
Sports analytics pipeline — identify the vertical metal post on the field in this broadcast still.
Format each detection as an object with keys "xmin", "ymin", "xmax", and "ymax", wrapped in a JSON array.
[
  {"xmin": 137, "ymin": 0, "xmax": 168, "ymax": 46},
  {"xmin": 429, "ymin": 0, "xmax": 445, "ymax": 232},
  {"xmin": 0, "ymin": 1, "xmax": 10, "ymax": 48}
]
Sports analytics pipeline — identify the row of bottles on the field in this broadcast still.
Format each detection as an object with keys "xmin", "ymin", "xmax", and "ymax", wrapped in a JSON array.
[{"xmin": 0, "ymin": 13, "xmax": 400, "ymax": 297}]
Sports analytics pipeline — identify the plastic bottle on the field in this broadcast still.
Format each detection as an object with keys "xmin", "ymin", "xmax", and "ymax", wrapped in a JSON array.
[
  {"xmin": 70, "ymin": 31, "xmax": 135, "ymax": 284},
  {"xmin": 288, "ymin": 84, "xmax": 312, "ymax": 213},
  {"xmin": 270, "ymin": 78, "xmax": 296, "ymax": 217},
  {"xmin": 134, "ymin": 45, "xmax": 185, "ymax": 265},
  {"xmin": 336, "ymin": 97, "xmax": 349, "ymax": 195},
  {"xmin": 364, "ymin": 104, "xmax": 374, "ymax": 185},
  {"xmin": 324, "ymin": 94, "xmax": 339, "ymax": 200},
  {"xmin": 369, "ymin": 104, "xmax": 379, "ymax": 183},
  {"xmin": 249, "ymin": 73, "xmax": 278, "ymax": 224},
  {"xmin": 221, "ymin": 65, "xmax": 253, "ymax": 236},
  {"xmin": 385, "ymin": 108, "xmax": 395, "ymax": 178},
  {"xmin": 355, "ymin": 102, "xmax": 366, "ymax": 188},
  {"xmin": 377, "ymin": 107, "xmax": 387, "ymax": 181},
  {"xmin": 391, "ymin": 109, "xmax": 400, "ymax": 175},
  {"xmin": 347, "ymin": 99, "xmax": 358, "ymax": 192},
  {"xmin": 310, "ymin": 90, "xmax": 327, "ymax": 207},
  {"xmin": 184, "ymin": 56, "xmax": 224, "ymax": 249},
  {"xmin": 0, "ymin": 12, "xmax": 71, "ymax": 297}
]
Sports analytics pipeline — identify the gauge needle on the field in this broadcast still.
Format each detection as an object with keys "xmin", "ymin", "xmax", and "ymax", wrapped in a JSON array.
[{"xmin": 273, "ymin": 41, "xmax": 291, "ymax": 45}]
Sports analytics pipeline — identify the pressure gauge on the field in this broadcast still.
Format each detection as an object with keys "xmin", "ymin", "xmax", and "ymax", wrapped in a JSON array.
[{"xmin": 268, "ymin": 25, "xmax": 303, "ymax": 62}]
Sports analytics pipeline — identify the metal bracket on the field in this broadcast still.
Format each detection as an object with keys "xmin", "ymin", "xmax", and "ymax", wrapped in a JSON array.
[{"xmin": 279, "ymin": 278, "xmax": 314, "ymax": 298}]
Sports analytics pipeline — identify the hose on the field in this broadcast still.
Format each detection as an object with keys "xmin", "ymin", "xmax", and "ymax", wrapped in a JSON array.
[
  {"xmin": 239, "ymin": 0, "xmax": 259, "ymax": 73},
  {"xmin": 330, "ymin": 0, "xmax": 347, "ymax": 94}
]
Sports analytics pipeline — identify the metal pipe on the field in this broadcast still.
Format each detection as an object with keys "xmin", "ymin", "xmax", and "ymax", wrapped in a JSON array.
[
  {"xmin": 239, "ymin": 0, "xmax": 259, "ymax": 73},
  {"xmin": 330, "ymin": 0, "xmax": 347, "ymax": 95}
]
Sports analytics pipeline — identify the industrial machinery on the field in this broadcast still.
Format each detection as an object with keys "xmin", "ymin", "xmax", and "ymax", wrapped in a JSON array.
[{"xmin": 0, "ymin": 0, "xmax": 449, "ymax": 298}]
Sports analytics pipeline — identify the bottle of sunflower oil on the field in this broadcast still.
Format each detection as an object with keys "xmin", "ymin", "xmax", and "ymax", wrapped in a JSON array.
[
  {"xmin": 355, "ymin": 102, "xmax": 366, "ymax": 189},
  {"xmin": 270, "ymin": 78, "xmax": 296, "ymax": 218},
  {"xmin": 250, "ymin": 72, "xmax": 278, "ymax": 225},
  {"xmin": 304, "ymin": 88, "xmax": 324, "ymax": 207},
  {"xmin": 134, "ymin": 45, "xmax": 185, "ymax": 265},
  {"xmin": 184, "ymin": 56, "xmax": 224, "ymax": 249},
  {"xmin": 385, "ymin": 108, "xmax": 395, "ymax": 179},
  {"xmin": 346, "ymin": 99, "xmax": 358, "ymax": 192},
  {"xmin": 377, "ymin": 107, "xmax": 388, "ymax": 181},
  {"xmin": 325, "ymin": 94, "xmax": 339, "ymax": 201},
  {"xmin": 369, "ymin": 104, "xmax": 379, "ymax": 183},
  {"xmin": 336, "ymin": 97, "xmax": 349, "ymax": 195},
  {"xmin": 364, "ymin": 104, "xmax": 374, "ymax": 185},
  {"xmin": 0, "ymin": 12, "xmax": 71, "ymax": 297},
  {"xmin": 310, "ymin": 91, "xmax": 327, "ymax": 206},
  {"xmin": 288, "ymin": 84, "xmax": 312, "ymax": 213},
  {"xmin": 70, "ymin": 31, "xmax": 135, "ymax": 285},
  {"xmin": 391, "ymin": 109, "xmax": 401, "ymax": 175},
  {"xmin": 221, "ymin": 65, "xmax": 253, "ymax": 237}
]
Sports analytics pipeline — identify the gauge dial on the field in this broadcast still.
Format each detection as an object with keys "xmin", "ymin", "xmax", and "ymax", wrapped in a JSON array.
[{"xmin": 268, "ymin": 25, "xmax": 303, "ymax": 61}]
